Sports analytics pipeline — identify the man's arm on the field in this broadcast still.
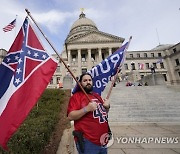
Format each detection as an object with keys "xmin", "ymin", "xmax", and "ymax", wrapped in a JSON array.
[
  {"xmin": 68, "ymin": 102, "xmax": 97, "ymax": 121},
  {"xmin": 103, "ymin": 99, "xmax": 110, "ymax": 112}
]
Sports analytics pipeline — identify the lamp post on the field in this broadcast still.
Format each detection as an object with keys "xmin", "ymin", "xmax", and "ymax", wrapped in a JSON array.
[
  {"xmin": 131, "ymin": 61, "xmax": 135, "ymax": 70},
  {"xmin": 150, "ymin": 65, "xmax": 155, "ymax": 85},
  {"xmin": 130, "ymin": 61, "xmax": 135, "ymax": 83}
]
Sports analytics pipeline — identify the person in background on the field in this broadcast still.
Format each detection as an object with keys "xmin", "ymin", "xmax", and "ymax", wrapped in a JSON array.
[{"xmin": 144, "ymin": 82, "xmax": 148, "ymax": 86}]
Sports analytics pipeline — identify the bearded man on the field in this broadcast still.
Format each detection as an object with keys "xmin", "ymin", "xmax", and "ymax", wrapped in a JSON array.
[{"xmin": 67, "ymin": 73, "xmax": 110, "ymax": 154}]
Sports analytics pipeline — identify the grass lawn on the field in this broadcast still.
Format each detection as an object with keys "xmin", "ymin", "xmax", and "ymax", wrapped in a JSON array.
[{"xmin": 0, "ymin": 89, "xmax": 71, "ymax": 154}]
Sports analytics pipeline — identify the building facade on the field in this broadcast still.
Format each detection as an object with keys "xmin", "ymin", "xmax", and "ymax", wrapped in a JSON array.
[
  {"xmin": 0, "ymin": 49, "xmax": 7, "ymax": 63},
  {"xmin": 123, "ymin": 44, "xmax": 180, "ymax": 85},
  {"xmin": 164, "ymin": 43, "xmax": 180, "ymax": 85},
  {"xmin": 48, "ymin": 12, "xmax": 180, "ymax": 88},
  {"xmin": 48, "ymin": 12, "xmax": 125, "ymax": 88},
  {"xmin": 1, "ymin": 13, "xmax": 178, "ymax": 88}
]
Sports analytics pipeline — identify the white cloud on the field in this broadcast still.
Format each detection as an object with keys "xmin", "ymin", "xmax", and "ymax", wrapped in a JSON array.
[
  {"xmin": 0, "ymin": 0, "xmax": 27, "ymax": 50},
  {"xmin": 0, "ymin": 0, "xmax": 179, "ymax": 52},
  {"xmin": 79, "ymin": 0, "xmax": 180, "ymax": 50},
  {"xmin": 33, "ymin": 10, "xmax": 73, "ymax": 34}
]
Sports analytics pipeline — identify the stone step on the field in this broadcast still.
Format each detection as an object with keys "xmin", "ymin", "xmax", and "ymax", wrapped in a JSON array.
[
  {"xmin": 110, "ymin": 105, "xmax": 180, "ymax": 108},
  {"xmin": 109, "ymin": 111, "xmax": 180, "ymax": 115},
  {"xmin": 109, "ymin": 117, "xmax": 180, "ymax": 122},
  {"xmin": 103, "ymin": 82, "xmax": 180, "ymax": 123},
  {"xmin": 109, "ymin": 107, "xmax": 180, "ymax": 111}
]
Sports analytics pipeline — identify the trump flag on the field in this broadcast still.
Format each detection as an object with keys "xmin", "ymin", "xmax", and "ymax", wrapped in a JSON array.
[
  {"xmin": 72, "ymin": 41, "xmax": 129, "ymax": 95},
  {"xmin": 0, "ymin": 17, "xmax": 57, "ymax": 149}
]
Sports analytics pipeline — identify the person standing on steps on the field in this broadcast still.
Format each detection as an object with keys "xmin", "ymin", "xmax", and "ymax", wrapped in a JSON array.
[{"xmin": 67, "ymin": 73, "xmax": 111, "ymax": 154}]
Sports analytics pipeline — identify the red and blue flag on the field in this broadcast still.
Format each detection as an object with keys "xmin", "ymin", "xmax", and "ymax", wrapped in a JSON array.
[
  {"xmin": 3, "ymin": 19, "xmax": 16, "ymax": 32},
  {"xmin": 0, "ymin": 17, "xmax": 57, "ymax": 149}
]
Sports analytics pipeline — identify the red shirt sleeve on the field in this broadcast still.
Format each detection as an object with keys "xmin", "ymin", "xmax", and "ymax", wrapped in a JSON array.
[{"xmin": 67, "ymin": 94, "xmax": 81, "ymax": 116}]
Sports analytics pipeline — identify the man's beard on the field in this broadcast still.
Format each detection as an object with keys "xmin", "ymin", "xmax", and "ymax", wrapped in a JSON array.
[{"xmin": 84, "ymin": 84, "xmax": 93, "ymax": 93}]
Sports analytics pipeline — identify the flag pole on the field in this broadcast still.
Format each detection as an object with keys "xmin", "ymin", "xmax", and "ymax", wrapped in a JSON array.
[
  {"xmin": 25, "ymin": 9, "xmax": 91, "ymax": 102},
  {"xmin": 14, "ymin": 15, "xmax": 18, "ymax": 38},
  {"xmin": 106, "ymin": 36, "xmax": 132, "ymax": 100}
]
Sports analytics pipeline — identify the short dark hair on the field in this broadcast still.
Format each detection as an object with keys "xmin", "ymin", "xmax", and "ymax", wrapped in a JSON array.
[{"xmin": 79, "ymin": 73, "xmax": 93, "ymax": 82}]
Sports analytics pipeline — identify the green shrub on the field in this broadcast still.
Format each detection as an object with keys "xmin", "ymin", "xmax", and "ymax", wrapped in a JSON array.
[{"xmin": 0, "ymin": 89, "xmax": 68, "ymax": 154}]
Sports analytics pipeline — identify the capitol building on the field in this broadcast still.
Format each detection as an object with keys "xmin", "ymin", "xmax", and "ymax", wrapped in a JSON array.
[
  {"xmin": 0, "ymin": 12, "xmax": 179, "ymax": 87},
  {"xmin": 49, "ymin": 11, "xmax": 180, "ymax": 88}
]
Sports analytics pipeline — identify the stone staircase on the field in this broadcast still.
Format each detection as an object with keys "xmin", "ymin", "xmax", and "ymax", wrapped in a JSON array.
[
  {"xmin": 102, "ymin": 81, "xmax": 180, "ymax": 123},
  {"xmin": 57, "ymin": 81, "xmax": 180, "ymax": 154}
]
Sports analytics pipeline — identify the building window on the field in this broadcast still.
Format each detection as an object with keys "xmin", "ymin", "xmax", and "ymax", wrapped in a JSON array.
[
  {"xmin": 153, "ymin": 63, "xmax": 157, "ymax": 69},
  {"xmin": 144, "ymin": 53, "xmax": 147, "ymax": 58},
  {"xmin": 145, "ymin": 63, "xmax": 149, "ymax": 69},
  {"xmin": 56, "ymin": 66, "xmax": 60, "ymax": 72},
  {"xmin": 173, "ymin": 48, "xmax": 177, "ymax": 53},
  {"xmin": 158, "ymin": 53, "xmax": 162, "ymax": 57},
  {"xmin": 72, "ymin": 54, "xmax": 76, "ymax": 61},
  {"xmin": 50, "ymin": 78, "xmax": 53, "ymax": 84},
  {"xmin": 163, "ymin": 74, "xmax": 167, "ymax": 81},
  {"xmin": 160, "ymin": 62, "xmax": 164, "ymax": 69},
  {"xmin": 140, "ymin": 75, "xmax": 144, "ymax": 79},
  {"xmin": 56, "ymin": 77, "xmax": 60, "ymax": 84},
  {"xmin": 137, "ymin": 53, "xmax": 140, "ymax": 58},
  {"xmin": 130, "ymin": 54, "xmax": 133, "ymax": 58},
  {"xmin": 178, "ymin": 72, "xmax": 180, "ymax": 77},
  {"xmin": 81, "ymin": 54, "xmax": 86, "ymax": 61},
  {"xmin": 151, "ymin": 53, "xmax": 154, "ymax": 57},
  {"xmin": 112, "ymin": 48, "xmax": 118, "ymax": 53},
  {"xmin": 56, "ymin": 57, "xmax": 60, "ymax": 61},
  {"xmin": 82, "ymin": 68, "xmax": 87, "ymax": 74},
  {"xmin": 175, "ymin": 59, "xmax": 179, "ymax": 66},
  {"xmin": 102, "ymin": 53, "xmax": 105, "ymax": 60},
  {"xmin": 131, "ymin": 62, "xmax": 135, "ymax": 70},
  {"xmin": 91, "ymin": 54, "xmax": 95, "ymax": 61},
  {"xmin": 124, "ymin": 63, "xmax": 128, "ymax": 70}
]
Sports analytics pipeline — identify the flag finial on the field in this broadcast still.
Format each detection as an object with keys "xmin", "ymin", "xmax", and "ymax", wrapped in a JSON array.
[
  {"xmin": 80, "ymin": 8, "xmax": 84, "ymax": 13},
  {"xmin": 79, "ymin": 8, "xmax": 86, "ymax": 19}
]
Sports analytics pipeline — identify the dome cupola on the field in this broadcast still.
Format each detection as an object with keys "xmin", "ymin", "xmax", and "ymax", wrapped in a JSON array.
[{"xmin": 66, "ymin": 11, "xmax": 98, "ymax": 41}]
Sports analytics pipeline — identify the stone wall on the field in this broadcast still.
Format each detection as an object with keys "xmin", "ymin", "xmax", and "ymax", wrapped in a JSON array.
[{"xmin": 141, "ymin": 73, "xmax": 166, "ymax": 86}]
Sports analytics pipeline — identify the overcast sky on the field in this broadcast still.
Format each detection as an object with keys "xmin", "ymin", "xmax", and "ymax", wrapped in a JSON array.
[{"xmin": 0, "ymin": 0, "xmax": 179, "ymax": 54}]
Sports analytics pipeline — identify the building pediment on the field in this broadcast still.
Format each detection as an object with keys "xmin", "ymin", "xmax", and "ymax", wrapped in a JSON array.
[{"xmin": 67, "ymin": 31, "xmax": 124, "ymax": 44}]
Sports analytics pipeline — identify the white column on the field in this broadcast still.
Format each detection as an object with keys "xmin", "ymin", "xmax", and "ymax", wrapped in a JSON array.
[
  {"xmin": 98, "ymin": 48, "xmax": 102, "ymax": 63},
  {"xmin": 78, "ymin": 49, "xmax": 82, "ymax": 75},
  {"xmin": 109, "ymin": 48, "xmax": 112, "ymax": 56},
  {"xmin": 166, "ymin": 57, "xmax": 175, "ymax": 84},
  {"xmin": 68, "ymin": 50, "xmax": 71, "ymax": 65},
  {"xmin": 53, "ymin": 76, "xmax": 56, "ymax": 85},
  {"xmin": 87, "ymin": 49, "xmax": 91, "ymax": 70}
]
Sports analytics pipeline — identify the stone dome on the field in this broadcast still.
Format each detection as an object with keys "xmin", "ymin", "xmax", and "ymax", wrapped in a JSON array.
[
  {"xmin": 66, "ymin": 12, "xmax": 98, "ymax": 41},
  {"xmin": 70, "ymin": 12, "xmax": 97, "ymax": 31}
]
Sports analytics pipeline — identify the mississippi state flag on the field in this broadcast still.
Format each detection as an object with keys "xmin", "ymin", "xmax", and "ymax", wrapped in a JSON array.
[{"xmin": 0, "ymin": 18, "xmax": 57, "ymax": 149}]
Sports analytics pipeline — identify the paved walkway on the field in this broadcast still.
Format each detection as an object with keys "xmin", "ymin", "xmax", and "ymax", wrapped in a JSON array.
[
  {"xmin": 108, "ymin": 123, "xmax": 180, "ymax": 154},
  {"xmin": 57, "ymin": 82, "xmax": 180, "ymax": 154}
]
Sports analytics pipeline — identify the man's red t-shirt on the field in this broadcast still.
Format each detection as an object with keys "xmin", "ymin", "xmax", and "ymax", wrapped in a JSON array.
[{"xmin": 67, "ymin": 91, "xmax": 108, "ymax": 145}]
